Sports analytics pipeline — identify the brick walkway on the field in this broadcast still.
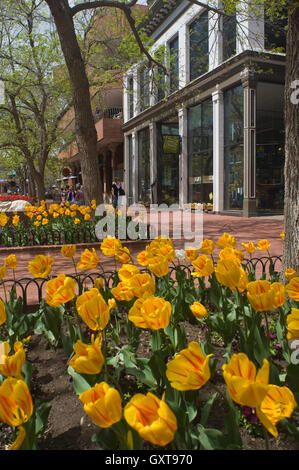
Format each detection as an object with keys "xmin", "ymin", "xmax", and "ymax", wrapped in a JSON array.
[{"xmin": 0, "ymin": 212, "xmax": 284, "ymax": 306}]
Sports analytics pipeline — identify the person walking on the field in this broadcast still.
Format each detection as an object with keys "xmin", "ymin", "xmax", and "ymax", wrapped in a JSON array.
[
  {"xmin": 74, "ymin": 184, "xmax": 85, "ymax": 206},
  {"xmin": 112, "ymin": 177, "xmax": 121, "ymax": 209}
]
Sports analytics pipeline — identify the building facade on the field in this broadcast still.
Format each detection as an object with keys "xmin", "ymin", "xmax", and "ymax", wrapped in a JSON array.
[{"xmin": 122, "ymin": 0, "xmax": 286, "ymax": 216}]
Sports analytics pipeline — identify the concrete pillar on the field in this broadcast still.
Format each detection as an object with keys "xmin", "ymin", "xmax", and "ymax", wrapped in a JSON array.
[
  {"xmin": 212, "ymin": 86, "xmax": 224, "ymax": 213},
  {"xmin": 178, "ymin": 107, "xmax": 188, "ymax": 208},
  {"xmin": 241, "ymin": 67, "xmax": 257, "ymax": 217},
  {"xmin": 179, "ymin": 24, "xmax": 188, "ymax": 88},
  {"xmin": 149, "ymin": 122, "xmax": 158, "ymax": 204}
]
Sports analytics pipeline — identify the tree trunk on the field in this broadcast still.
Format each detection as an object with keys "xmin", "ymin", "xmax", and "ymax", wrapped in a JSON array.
[
  {"xmin": 45, "ymin": 0, "xmax": 103, "ymax": 206},
  {"xmin": 283, "ymin": 2, "xmax": 299, "ymax": 272}
]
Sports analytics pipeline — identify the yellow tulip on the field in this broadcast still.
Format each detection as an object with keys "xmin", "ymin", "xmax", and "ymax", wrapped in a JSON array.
[
  {"xmin": 111, "ymin": 281, "xmax": 135, "ymax": 302},
  {"xmin": 42, "ymin": 218, "xmax": 48, "ymax": 225},
  {"xmin": 0, "ymin": 264, "xmax": 7, "ymax": 280},
  {"xmin": 257, "ymin": 385, "xmax": 297, "ymax": 438},
  {"xmin": 271, "ymin": 282, "xmax": 286, "ymax": 308},
  {"xmin": 222, "ymin": 353, "xmax": 270, "ymax": 409},
  {"xmin": 34, "ymin": 221, "xmax": 40, "ymax": 227},
  {"xmin": 286, "ymin": 308, "xmax": 299, "ymax": 340},
  {"xmin": 219, "ymin": 247, "xmax": 244, "ymax": 264},
  {"xmin": 12, "ymin": 215, "xmax": 20, "ymax": 227},
  {"xmin": 45, "ymin": 274, "xmax": 76, "ymax": 307},
  {"xmin": 77, "ymin": 248, "xmax": 99, "ymax": 270},
  {"xmin": 128, "ymin": 296, "xmax": 171, "ymax": 330},
  {"xmin": 93, "ymin": 277, "xmax": 104, "ymax": 291},
  {"xmin": 257, "ymin": 239, "xmax": 271, "ymax": 251},
  {"xmin": 68, "ymin": 334, "xmax": 104, "ymax": 375},
  {"xmin": 136, "ymin": 250, "xmax": 149, "ymax": 266},
  {"xmin": 74, "ymin": 218, "xmax": 81, "ymax": 225},
  {"xmin": 76, "ymin": 288, "xmax": 111, "ymax": 330},
  {"xmin": 247, "ymin": 280, "xmax": 277, "ymax": 311},
  {"xmin": 127, "ymin": 272, "xmax": 156, "ymax": 298},
  {"xmin": 0, "ymin": 298, "xmax": 6, "ymax": 325},
  {"xmin": 84, "ymin": 213, "xmax": 91, "ymax": 221},
  {"xmin": 191, "ymin": 255, "xmax": 214, "ymax": 277},
  {"xmin": 185, "ymin": 247, "xmax": 199, "ymax": 260},
  {"xmin": 100, "ymin": 236, "xmax": 123, "ymax": 256},
  {"xmin": 124, "ymin": 392, "xmax": 177, "ymax": 447},
  {"xmin": 61, "ymin": 244, "xmax": 76, "ymax": 258},
  {"xmin": 285, "ymin": 277, "xmax": 299, "ymax": 301},
  {"xmin": 4, "ymin": 254, "xmax": 17, "ymax": 269},
  {"xmin": 0, "ymin": 212, "xmax": 9, "ymax": 227},
  {"xmin": 27, "ymin": 255, "xmax": 54, "ymax": 278},
  {"xmin": 199, "ymin": 239, "xmax": 215, "ymax": 255},
  {"xmin": 0, "ymin": 341, "xmax": 25, "ymax": 378},
  {"xmin": 0, "ymin": 378, "xmax": 33, "ymax": 427},
  {"xmin": 280, "ymin": 231, "xmax": 284, "ymax": 241},
  {"xmin": 190, "ymin": 301, "xmax": 208, "ymax": 319},
  {"xmin": 79, "ymin": 382, "xmax": 122, "ymax": 428},
  {"xmin": 9, "ymin": 425, "xmax": 26, "ymax": 450},
  {"xmin": 285, "ymin": 268, "xmax": 298, "ymax": 281},
  {"xmin": 148, "ymin": 256, "xmax": 169, "ymax": 277},
  {"xmin": 214, "ymin": 259, "xmax": 246, "ymax": 291},
  {"xmin": 216, "ymin": 232, "xmax": 236, "ymax": 249},
  {"xmin": 241, "ymin": 241, "xmax": 256, "ymax": 254},
  {"xmin": 118, "ymin": 264, "xmax": 140, "ymax": 282},
  {"xmin": 166, "ymin": 342, "xmax": 212, "ymax": 391},
  {"xmin": 115, "ymin": 246, "xmax": 131, "ymax": 264}
]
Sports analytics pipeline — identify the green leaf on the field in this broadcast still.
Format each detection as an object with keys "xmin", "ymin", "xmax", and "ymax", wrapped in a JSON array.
[
  {"xmin": 200, "ymin": 392, "xmax": 218, "ymax": 427},
  {"xmin": 67, "ymin": 366, "xmax": 92, "ymax": 395}
]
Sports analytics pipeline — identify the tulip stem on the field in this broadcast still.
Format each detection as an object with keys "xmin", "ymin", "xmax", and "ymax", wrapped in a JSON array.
[
  {"xmin": 263, "ymin": 311, "xmax": 270, "ymax": 350},
  {"xmin": 262, "ymin": 426, "xmax": 270, "ymax": 450},
  {"xmin": 209, "ymin": 382, "xmax": 234, "ymax": 413}
]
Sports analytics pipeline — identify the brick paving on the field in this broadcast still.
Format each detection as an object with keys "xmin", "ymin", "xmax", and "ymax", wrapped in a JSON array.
[{"xmin": 0, "ymin": 212, "xmax": 284, "ymax": 306}]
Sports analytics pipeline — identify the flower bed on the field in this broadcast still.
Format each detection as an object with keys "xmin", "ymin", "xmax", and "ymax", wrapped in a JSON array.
[
  {"xmin": 0, "ymin": 232, "xmax": 298, "ymax": 451},
  {"xmin": 0, "ymin": 200, "xmax": 148, "ymax": 247}
]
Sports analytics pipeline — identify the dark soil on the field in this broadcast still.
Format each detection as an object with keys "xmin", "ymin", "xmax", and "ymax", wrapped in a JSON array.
[{"xmin": 23, "ymin": 322, "xmax": 299, "ymax": 452}]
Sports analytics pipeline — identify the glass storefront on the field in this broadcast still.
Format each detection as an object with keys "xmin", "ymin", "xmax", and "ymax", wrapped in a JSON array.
[
  {"xmin": 188, "ymin": 98, "xmax": 213, "ymax": 204},
  {"xmin": 256, "ymin": 82, "xmax": 285, "ymax": 213},
  {"xmin": 138, "ymin": 128, "xmax": 151, "ymax": 203},
  {"xmin": 157, "ymin": 119, "xmax": 180, "ymax": 205},
  {"xmin": 169, "ymin": 36, "xmax": 179, "ymax": 93},
  {"xmin": 224, "ymin": 85, "xmax": 244, "ymax": 210}
]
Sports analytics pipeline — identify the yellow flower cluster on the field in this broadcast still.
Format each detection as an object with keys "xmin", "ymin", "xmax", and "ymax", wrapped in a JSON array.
[{"xmin": 24, "ymin": 199, "xmax": 97, "ymax": 227}]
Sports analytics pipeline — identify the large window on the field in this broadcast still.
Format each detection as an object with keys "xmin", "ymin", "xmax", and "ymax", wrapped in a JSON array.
[
  {"xmin": 264, "ymin": 11, "xmax": 287, "ymax": 52},
  {"xmin": 189, "ymin": 11, "xmax": 209, "ymax": 81},
  {"xmin": 222, "ymin": 12, "xmax": 237, "ymax": 61},
  {"xmin": 188, "ymin": 98, "xmax": 213, "ymax": 204},
  {"xmin": 139, "ymin": 67, "xmax": 150, "ymax": 112},
  {"xmin": 138, "ymin": 128, "xmax": 151, "ymax": 203},
  {"xmin": 169, "ymin": 36, "xmax": 179, "ymax": 93},
  {"xmin": 157, "ymin": 119, "xmax": 180, "ymax": 205},
  {"xmin": 224, "ymin": 85, "xmax": 244, "ymax": 210},
  {"xmin": 256, "ymin": 82, "xmax": 284, "ymax": 212}
]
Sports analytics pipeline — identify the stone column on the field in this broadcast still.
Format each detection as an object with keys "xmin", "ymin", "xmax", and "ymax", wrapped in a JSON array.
[
  {"xmin": 179, "ymin": 24, "xmax": 188, "ymax": 88},
  {"xmin": 212, "ymin": 86, "xmax": 224, "ymax": 213},
  {"xmin": 178, "ymin": 107, "xmax": 188, "ymax": 208},
  {"xmin": 241, "ymin": 67, "xmax": 257, "ymax": 217},
  {"xmin": 149, "ymin": 122, "xmax": 158, "ymax": 204}
]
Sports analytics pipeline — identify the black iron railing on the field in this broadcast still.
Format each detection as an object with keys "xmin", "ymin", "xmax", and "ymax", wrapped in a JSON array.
[
  {"xmin": 94, "ymin": 107, "xmax": 123, "ymax": 122},
  {"xmin": 1, "ymin": 256, "xmax": 283, "ymax": 311}
]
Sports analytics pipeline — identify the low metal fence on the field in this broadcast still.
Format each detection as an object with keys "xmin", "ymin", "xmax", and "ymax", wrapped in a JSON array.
[{"xmin": 0, "ymin": 256, "xmax": 283, "ymax": 311}]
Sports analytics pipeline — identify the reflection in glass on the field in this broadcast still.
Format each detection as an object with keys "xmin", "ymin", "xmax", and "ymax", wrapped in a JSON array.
[
  {"xmin": 256, "ymin": 83, "xmax": 284, "ymax": 213},
  {"xmin": 157, "ymin": 120, "xmax": 180, "ymax": 205},
  {"xmin": 224, "ymin": 85, "xmax": 244, "ymax": 210},
  {"xmin": 127, "ymin": 134, "xmax": 133, "ymax": 204},
  {"xmin": 188, "ymin": 98, "xmax": 213, "ymax": 204},
  {"xmin": 138, "ymin": 128, "xmax": 151, "ymax": 203},
  {"xmin": 189, "ymin": 11, "xmax": 209, "ymax": 81}
]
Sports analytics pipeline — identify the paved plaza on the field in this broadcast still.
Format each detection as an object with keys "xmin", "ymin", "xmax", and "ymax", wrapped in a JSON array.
[{"xmin": 0, "ymin": 212, "xmax": 284, "ymax": 306}]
